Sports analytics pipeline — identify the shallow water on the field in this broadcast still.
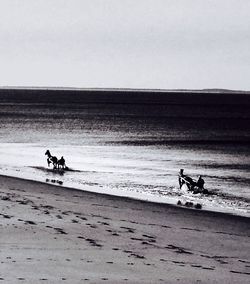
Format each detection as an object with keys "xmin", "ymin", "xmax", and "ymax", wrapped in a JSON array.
[{"xmin": 0, "ymin": 92, "xmax": 250, "ymax": 216}]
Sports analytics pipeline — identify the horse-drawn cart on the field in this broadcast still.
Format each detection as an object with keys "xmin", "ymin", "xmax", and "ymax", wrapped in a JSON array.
[
  {"xmin": 45, "ymin": 150, "xmax": 66, "ymax": 170},
  {"xmin": 178, "ymin": 169, "xmax": 208, "ymax": 194}
]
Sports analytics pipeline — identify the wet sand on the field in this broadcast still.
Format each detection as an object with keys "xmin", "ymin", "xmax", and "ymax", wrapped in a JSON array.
[{"xmin": 0, "ymin": 174, "xmax": 249, "ymax": 283}]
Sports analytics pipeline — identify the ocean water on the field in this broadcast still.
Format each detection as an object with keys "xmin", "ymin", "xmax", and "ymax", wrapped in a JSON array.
[{"xmin": 0, "ymin": 90, "xmax": 250, "ymax": 216}]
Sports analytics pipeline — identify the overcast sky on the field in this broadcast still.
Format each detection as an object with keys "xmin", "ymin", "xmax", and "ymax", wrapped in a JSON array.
[{"xmin": 0, "ymin": 0, "xmax": 250, "ymax": 90}]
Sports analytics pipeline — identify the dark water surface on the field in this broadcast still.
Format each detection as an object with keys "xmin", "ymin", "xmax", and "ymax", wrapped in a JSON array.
[{"xmin": 0, "ymin": 89, "xmax": 250, "ymax": 216}]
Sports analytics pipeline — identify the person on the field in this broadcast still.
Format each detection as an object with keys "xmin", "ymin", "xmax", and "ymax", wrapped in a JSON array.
[
  {"xmin": 196, "ymin": 175, "xmax": 205, "ymax": 190},
  {"xmin": 58, "ymin": 156, "xmax": 66, "ymax": 169}
]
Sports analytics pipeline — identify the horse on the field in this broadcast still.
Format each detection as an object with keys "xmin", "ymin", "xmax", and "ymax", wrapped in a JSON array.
[
  {"xmin": 179, "ymin": 175, "xmax": 196, "ymax": 191},
  {"xmin": 45, "ymin": 150, "xmax": 58, "ymax": 169}
]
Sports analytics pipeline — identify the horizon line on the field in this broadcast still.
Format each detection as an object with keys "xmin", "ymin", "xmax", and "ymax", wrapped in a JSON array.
[{"xmin": 1, "ymin": 86, "xmax": 250, "ymax": 94}]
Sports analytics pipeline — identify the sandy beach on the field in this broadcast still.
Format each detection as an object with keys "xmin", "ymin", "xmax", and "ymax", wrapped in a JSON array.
[{"xmin": 0, "ymin": 175, "xmax": 249, "ymax": 283}]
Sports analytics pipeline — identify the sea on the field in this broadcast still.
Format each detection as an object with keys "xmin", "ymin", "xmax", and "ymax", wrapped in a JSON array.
[{"xmin": 0, "ymin": 88, "xmax": 249, "ymax": 217}]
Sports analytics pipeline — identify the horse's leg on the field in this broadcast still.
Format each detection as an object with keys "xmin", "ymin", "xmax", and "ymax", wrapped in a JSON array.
[
  {"xmin": 178, "ymin": 177, "xmax": 181, "ymax": 189},
  {"xmin": 52, "ymin": 160, "xmax": 57, "ymax": 169}
]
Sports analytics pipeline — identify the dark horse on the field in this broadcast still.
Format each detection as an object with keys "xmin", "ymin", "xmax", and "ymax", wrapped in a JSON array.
[{"xmin": 45, "ymin": 150, "xmax": 58, "ymax": 169}]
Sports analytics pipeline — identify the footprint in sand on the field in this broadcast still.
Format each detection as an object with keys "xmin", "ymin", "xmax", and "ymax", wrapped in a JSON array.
[
  {"xmin": 201, "ymin": 267, "xmax": 215, "ymax": 270},
  {"xmin": 41, "ymin": 205, "xmax": 54, "ymax": 210},
  {"xmin": 120, "ymin": 226, "xmax": 135, "ymax": 233},
  {"xmin": 131, "ymin": 237, "xmax": 144, "ymax": 241},
  {"xmin": 1, "ymin": 196, "xmax": 10, "ymax": 201},
  {"xmin": 123, "ymin": 250, "xmax": 133, "ymax": 254},
  {"xmin": 130, "ymin": 221, "xmax": 139, "ymax": 224},
  {"xmin": 0, "ymin": 214, "xmax": 12, "ymax": 219},
  {"xmin": 85, "ymin": 238, "xmax": 102, "ymax": 247},
  {"xmin": 161, "ymin": 225, "xmax": 171, "ymax": 229},
  {"xmin": 217, "ymin": 259, "xmax": 228, "ymax": 264},
  {"xmin": 166, "ymin": 244, "xmax": 193, "ymax": 255},
  {"xmin": 32, "ymin": 206, "xmax": 39, "ymax": 210},
  {"xmin": 18, "ymin": 199, "xmax": 31, "ymax": 205},
  {"xmin": 102, "ymin": 217, "xmax": 111, "ymax": 220},
  {"xmin": 191, "ymin": 264, "xmax": 202, "ymax": 268},
  {"xmin": 97, "ymin": 221, "xmax": 110, "ymax": 226},
  {"xmin": 24, "ymin": 220, "xmax": 37, "ymax": 225},
  {"xmin": 230, "ymin": 270, "xmax": 250, "ymax": 275},
  {"xmin": 172, "ymin": 261, "xmax": 185, "ymax": 265},
  {"xmin": 81, "ymin": 217, "xmax": 88, "ymax": 221},
  {"xmin": 54, "ymin": 228, "xmax": 67, "ymax": 234},
  {"xmin": 89, "ymin": 225, "xmax": 97, "ymax": 228},
  {"xmin": 130, "ymin": 253, "xmax": 145, "ymax": 259}
]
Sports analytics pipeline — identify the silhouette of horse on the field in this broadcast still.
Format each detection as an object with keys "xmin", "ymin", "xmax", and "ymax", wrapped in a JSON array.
[{"xmin": 45, "ymin": 150, "xmax": 58, "ymax": 169}]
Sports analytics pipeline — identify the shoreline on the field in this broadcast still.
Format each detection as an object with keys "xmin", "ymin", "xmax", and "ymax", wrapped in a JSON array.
[{"xmin": 1, "ymin": 173, "xmax": 249, "ymax": 221}]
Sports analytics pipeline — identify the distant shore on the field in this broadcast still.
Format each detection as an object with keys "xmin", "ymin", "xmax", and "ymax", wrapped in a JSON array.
[
  {"xmin": 1, "ymin": 174, "xmax": 249, "ymax": 283},
  {"xmin": 1, "ymin": 86, "xmax": 250, "ymax": 106}
]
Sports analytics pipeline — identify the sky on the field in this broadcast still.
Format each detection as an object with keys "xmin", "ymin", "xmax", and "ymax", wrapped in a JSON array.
[{"xmin": 0, "ymin": 0, "xmax": 250, "ymax": 90}]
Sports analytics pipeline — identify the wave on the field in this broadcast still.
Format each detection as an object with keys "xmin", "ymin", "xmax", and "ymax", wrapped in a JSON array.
[{"xmin": 105, "ymin": 139, "xmax": 250, "ymax": 146}]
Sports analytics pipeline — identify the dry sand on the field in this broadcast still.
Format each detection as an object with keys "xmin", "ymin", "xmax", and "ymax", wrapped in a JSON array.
[{"xmin": 0, "ymin": 175, "xmax": 249, "ymax": 283}]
